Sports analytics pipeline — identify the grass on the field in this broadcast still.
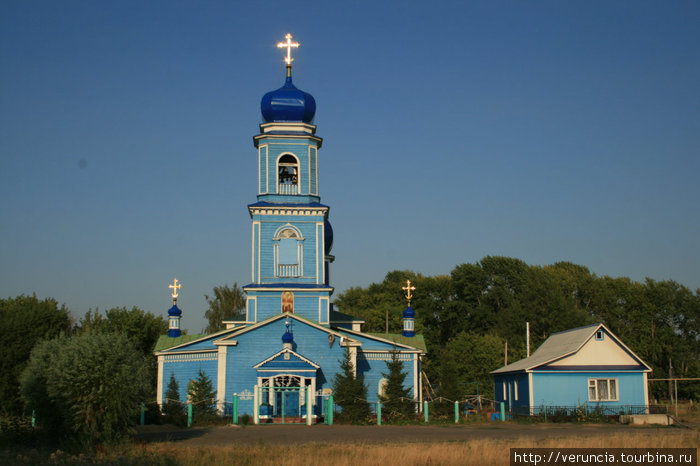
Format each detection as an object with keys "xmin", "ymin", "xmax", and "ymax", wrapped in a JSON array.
[
  {"xmin": 2, "ymin": 431, "xmax": 696, "ymax": 465},
  {"xmin": 140, "ymin": 431, "xmax": 698, "ymax": 466}
]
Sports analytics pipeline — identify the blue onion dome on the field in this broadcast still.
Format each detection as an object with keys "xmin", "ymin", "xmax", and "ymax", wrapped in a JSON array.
[
  {"xmin": 403, "ymin": 306, "xmax": 415, "ymax": 318},
  {"xmin": 168, "ymin": 304, "xmax": 182, "ymax": 317},
  {"xmin": 324, "ymin": 220, "xmax": 333, "ymax": 254},
  {"xmin": 261, "ymin": 75, "xmax": 316, "ymax": 123},
  {"xmin": 282, "ymin": 330, "xmax": 294, "ymax": 344}
]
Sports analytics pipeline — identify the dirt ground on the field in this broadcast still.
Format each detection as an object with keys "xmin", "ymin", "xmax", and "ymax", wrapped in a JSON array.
[{"xmin": 135, "ymin": 422, "xmax": 694, "ymax": 446}]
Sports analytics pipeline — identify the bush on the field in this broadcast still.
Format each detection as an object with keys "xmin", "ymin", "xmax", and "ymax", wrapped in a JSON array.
[{"xmin": 19, "ymin": 333, "xmax": 149, "ymax": 448}]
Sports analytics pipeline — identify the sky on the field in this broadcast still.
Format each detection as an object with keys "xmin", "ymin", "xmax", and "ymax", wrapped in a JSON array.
[{"xmin": 1, "ymin": 1, "xmax": 699, "ymax": 333}]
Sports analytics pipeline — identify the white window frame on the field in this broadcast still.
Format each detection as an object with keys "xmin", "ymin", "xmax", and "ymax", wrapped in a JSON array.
[
  {"xmin": 514, "ymin": 381, "xmax": 518, "ymax": 401},
  {"xmin": 588, "ymin": 378, "xmax": 619, "ymax": 402}
]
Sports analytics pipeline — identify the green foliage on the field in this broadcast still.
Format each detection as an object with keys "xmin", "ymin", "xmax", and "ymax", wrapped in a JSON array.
[
  {"xmin": 187, "ymin": 369, "xmax": 217, "ymax": 422},
  {"xmin": 332, "ymin": 350, "xmax": 370, "ymax": 424},
  {"xmin": 19, "ymin": 333, "xmax": 149, "ymax": 448},
  {"xmin": 163, "ymin": 373, "xmax": 185, "ymax": 426},
  {"xmin": 204, "ymin": 284, "xmax": 246, "ymax": 334},
  {"xmin": 0, "ymin": 294, "xmax": 72, "ymax": 415},
  {"xmin": 433, "ymin": 333, "xmax": 505, "ymax": 401},
  {"xmin": 335, "ymin": 256, "xmax": 700, "ymax": 401},
  {"xmin": 379, "ymin": 350, "xmax": 414, "ymax": 421},
  {"xmin": 76, "ymin": 306, "xmax": 167, "ymax": 356}
]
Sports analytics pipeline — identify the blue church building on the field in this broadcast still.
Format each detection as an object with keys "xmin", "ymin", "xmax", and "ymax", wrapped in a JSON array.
[{"xmin": 154, "ymin": 35, "xmax": 425, "ymax": 422}]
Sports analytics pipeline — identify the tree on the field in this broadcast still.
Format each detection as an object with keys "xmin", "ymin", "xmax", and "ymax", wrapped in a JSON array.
[
  {"xmin": 332, "ymin": 349, "xmax": 370, "ymax": 424},
  {"xmin": 379, "ymin": 349, "xmax": 414, "ymax": 421},
  {"xmin": 163, "ymin": 373, "xmax": 185, "ymax": 426},
  {"xmin": 19, "ymin": 333, "xmax": 149, "ymax": 447},
  {"xmin": 76, "ymin": 306, "xmax": 167, "ymax": 356},
  {"xmin": 204, "ymin": 284, "xmax": 246, "ymax": 333},
  {"xmin": 187, "ymin": 369, "xmax": 217, "ymax": 421},
  {"xmin": 0, "ymin": 294, "xmax": 72, "ymax": 415}
]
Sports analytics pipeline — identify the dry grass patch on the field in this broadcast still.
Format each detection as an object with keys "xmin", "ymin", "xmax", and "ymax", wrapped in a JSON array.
[{"xmin": 144, "ymin": 431, "xmax": 698, "ymax": 466}]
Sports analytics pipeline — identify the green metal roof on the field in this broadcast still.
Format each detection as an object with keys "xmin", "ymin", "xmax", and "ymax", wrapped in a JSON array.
[
  {"xmin": 154, "ymin": 334, "xmax": 206, "ymax": 352},
  {"xmin": 366, "ymin": 332, "xmax": 427, "ymax": 353}
]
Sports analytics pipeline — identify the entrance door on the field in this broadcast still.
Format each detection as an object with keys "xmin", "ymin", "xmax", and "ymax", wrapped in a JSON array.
[{"xmin": 275, "ymin": 389, "xmax": 300, "ymax": 418}]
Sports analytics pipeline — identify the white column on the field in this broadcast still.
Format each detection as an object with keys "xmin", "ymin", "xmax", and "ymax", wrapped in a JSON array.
[
  {"xmin": 413, "ymin": 353, "xmax": 419, "ymax": 402},
  {"xmin": 216, "ymin": 346, "xmax": 227, "ymax": 414},
  {"xmin": 253, "ymin": 384, "xmax": 259, "ymax": 425},
  {"xmin": 349, "ymin": 347, "xmax": 357, "ymax": 377},
  {"xmin": 156, "ymin": 355, "xmax": 164, "ymax": 407}
]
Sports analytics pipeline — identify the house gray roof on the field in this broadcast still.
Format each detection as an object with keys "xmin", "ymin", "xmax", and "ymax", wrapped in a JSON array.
[{"xmin": 491, "ymin": 323, "xmax": 605, "ymax": 374}]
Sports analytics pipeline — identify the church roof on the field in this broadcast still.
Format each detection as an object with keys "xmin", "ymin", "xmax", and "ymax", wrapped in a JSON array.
[
  {"xmin": 247, "ymin": 201, "xmax": 329, "ymax": 209},
  {"xmin": 254, "ymin": 349, "xmax": 320, "ymax": 372},
  {"xmin": 154, "ymin": 333, "xmax": 206, "ymax": 352},
  {"xmin": 329, "ymin": 310, "xmax": 364, "ymax": 323},
  {"xmin": 261, "ymin": 75, "xmax": 316, "ymax": 124},
  {"xmin": 364, "ymin": 332, "xmax": 427, "ymax": 353}
]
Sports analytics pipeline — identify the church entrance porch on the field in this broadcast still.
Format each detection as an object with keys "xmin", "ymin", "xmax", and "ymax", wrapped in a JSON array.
[{"xmin": 254, "ymin": 375, "xmax": 316, "ymax": 425}]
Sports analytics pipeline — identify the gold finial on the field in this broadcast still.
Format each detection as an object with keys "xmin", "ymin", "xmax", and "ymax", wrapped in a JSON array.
[
  {"xmin": 402, "ymin": 280, "xmax": 416, "ymax": 306},
  {"xmin": 169, "ymin": 278, "xmax": 182, "ymax": 304},
  {"xmin": 277, "ymin": 33, "xmax": 299, "ymax": 77}
]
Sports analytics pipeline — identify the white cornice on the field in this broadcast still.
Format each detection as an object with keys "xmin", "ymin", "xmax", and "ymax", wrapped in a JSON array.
[{"xmin": 249, "ymin": 206, "xmax": 328, "ymax": 216}]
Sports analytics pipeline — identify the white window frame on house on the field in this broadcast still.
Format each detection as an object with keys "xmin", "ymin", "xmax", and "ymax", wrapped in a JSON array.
[
  {"xmin": 503, "ymin": 381, "xmax": 507, "ymax": 400},
  {"xmin": 588, "ymin": 378, "xmax": 618, "ymax": 402},
  {"xmin": 514, "ymin": 381, "xmax": 518, "ymax": 401}
]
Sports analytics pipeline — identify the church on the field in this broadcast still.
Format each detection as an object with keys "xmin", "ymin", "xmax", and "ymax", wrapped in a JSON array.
[{"xmin": 154, "ymin": 35, "xmax": 425, "ymax": 423}]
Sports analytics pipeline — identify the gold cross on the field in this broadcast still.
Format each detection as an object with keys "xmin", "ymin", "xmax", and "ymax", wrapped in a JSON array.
[
  {"xmin": 402, "ymin": 280, "xmax": 416, "ymax": 306},
  {"xmin": 277, "ymin": 33, "xmax": 299, "ymax": 66},
  {"xmin": 169, "ymin": 278, "xmax": 182, "ymax": 301}
]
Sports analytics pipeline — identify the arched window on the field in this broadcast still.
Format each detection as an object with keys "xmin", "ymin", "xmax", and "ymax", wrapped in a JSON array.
[
  {"xmin": 274, "ymin": 227, "xmax": 303, "ymax": 277},
  {"xmin": 278, "ymin": 154, "xmax": 299, "ymax": 195}
]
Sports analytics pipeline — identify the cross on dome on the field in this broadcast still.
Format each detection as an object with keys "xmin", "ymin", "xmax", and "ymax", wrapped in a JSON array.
[
  {"xmin": 277, "ymin": 33, "xmax": 299, "ymax": 66},
  {"xmin": 169, "ymin": 278, "xmax": 182, "ymax": 303},
  {"xmin": 402, "ymin": 280, "xmax": 416, "ymax": 306}
]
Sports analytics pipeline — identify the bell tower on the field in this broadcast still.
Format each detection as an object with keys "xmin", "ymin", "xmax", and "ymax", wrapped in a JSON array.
[{"xmin": 244, "ymin": 34, "xmax": 334, "ymax": 325}]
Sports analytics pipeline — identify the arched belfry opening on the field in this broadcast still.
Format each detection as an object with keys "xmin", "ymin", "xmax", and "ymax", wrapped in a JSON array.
[{"xmin": 278, "ymin": 154, "xmax": 299, "ymax": 194}]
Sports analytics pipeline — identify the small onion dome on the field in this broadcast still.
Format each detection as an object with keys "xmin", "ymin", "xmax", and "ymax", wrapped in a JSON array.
[
  {"xmin": 324, "ymin": 220, "xmax": 333, "ymax": 255},
  {"xmin": 168, "ymin": 304, "xmax": 182, "ymax": 317},
  {"xmin": 282, "ymin": 330, "xmax": 294, "ymax": 345},
  {"xmin": 261, "ymin": 76, "xmax": 316, "ymax": 123},
  {"xmin": 403, "ymin": 306, "xmax": 415, "ymax": 319}
]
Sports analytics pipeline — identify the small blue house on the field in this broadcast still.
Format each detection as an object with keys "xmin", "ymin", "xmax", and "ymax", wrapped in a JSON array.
[{"xmin": 491, "ymin": 323, "xmax": 652, "ymax": 415}]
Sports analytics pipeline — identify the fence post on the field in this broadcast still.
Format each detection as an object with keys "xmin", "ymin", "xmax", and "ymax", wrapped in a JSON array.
[
  {"xmin": 424, "ymin": 401, "xmax": 429, "ymax": 422},
  {"xmin": 377, "ymin": 402, "xmax": 382, "ymax": 426},
  {"xmin": 454, "ymin": 401, "xmax": 459, "ymax": 423},
  {"xmin": 187, "ymin": 402, "xmax": 193, "ymax": 427},
  {"xmin": 327, "ymin": 395, "xmax": 333, "ymax": 425},
  {"xmin": 232, "ymin": 394, "xmax": 239, "ymax": 425},
  {"xmin": 140, "ymin": 402, "xmax": 145, "ymax": 426},
  {"xmin": 31, "ymin": 409, "xmax": 36, "ymax": 428},
  {"xmin": 500, "ymin": 402, "xmax": 505, "ymax": 422}
]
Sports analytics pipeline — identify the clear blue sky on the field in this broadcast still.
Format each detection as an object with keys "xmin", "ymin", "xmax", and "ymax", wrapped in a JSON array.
[{"xmin": 1, "ymin": 1, "xmax": 698, "ymax": 333}]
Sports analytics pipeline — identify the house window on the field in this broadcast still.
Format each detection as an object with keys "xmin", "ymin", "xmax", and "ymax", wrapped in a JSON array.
[
  {"xmin": 514, "ymin": 381, "xmax": 518, "ymax": 401},
  {"xmin": 595, "ymin": 330, "xmax": 604, "ymax": 341},
  {"xmin": 503, "ymin": 382, "xmax": 507, "ymax": 400},
  {"xmin": 588, "ymin": 378, "xmax": 618, "ymax": 401}
]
